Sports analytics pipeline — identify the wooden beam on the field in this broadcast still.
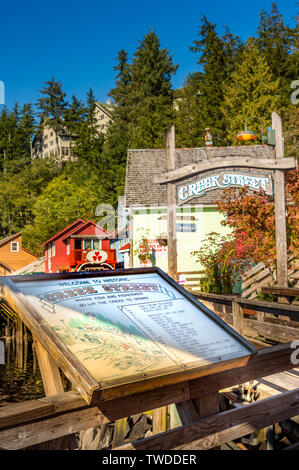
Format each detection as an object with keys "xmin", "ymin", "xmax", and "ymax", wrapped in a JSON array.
[
  {"xmin": 0, "ymin": 343, "xmax": 293, "ymax": 432},
  {"xmin": 0, "ymin": 348, "xmax": 294, "ymax": 449},
  {"xmin": 191, "ymin": 290, "xmax": 299, "ymax": 317},
  {"xmin": 232, "ymin": 300, "xmax": 243, "ymax": 335},
  {"xmin": 112, "ymin": 417, "xmax": 128, "ymax": 448},
  {"xmin": 261, "ymin": 286, "xmax": 299, "ymax": 298},
  {"xmin": 236, "ymin": 298, "xmax": 299, "ymax": 318},
  {"xmin": 34, "ymin": 340, "xmax": 64, "ymax": 397},
  {"xmin": 244, "ymin": 319, "xmax": 299, "ymax": 343},
  {"xmin": 198, "ymin": 393, "xmax": 219, "ymax": 418},
  {"xmin": 115, "ymin": 388, "xmax": 299, "ymax": 450},
  {"xmin": 153, "ymin": 407, "xmax": 168, "ymax": 434},
  {"xmin": 272, "ymin": 112, "xmax": 288, "ymax": 291},
  {"xmin": 176, "ymin": 400, "xmax": 200, "ymax": 425},
  {"xmin": 129, "ymin": 207, "xmax": 133, "ymax": 268},
  {"xmin": 166, "ymin": 126, "xmax": 177, "ymax": 280},
  {"xmin": 154, "ymin": 157, "xmax": 296, "ymax": 185},
  {"xmin": 191, "ymin": 291, "xmax": 235, "ymax": 305}
]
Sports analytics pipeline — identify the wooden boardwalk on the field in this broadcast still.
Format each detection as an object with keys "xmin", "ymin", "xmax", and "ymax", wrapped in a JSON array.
[{"xmin": 256, "ymin": 368, "xmax": 299, "ymax": 398}]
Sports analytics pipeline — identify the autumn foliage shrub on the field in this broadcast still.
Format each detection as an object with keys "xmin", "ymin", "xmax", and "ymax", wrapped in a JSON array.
[
  {"xmin": 192, "ymin": 232, "xmax": 249, "ymax": 294},
  {"xmin": 193, "ymin": 170, "xmax": 299, "ymax": 293}
]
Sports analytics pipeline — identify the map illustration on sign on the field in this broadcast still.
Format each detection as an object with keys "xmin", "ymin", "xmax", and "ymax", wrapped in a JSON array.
[{"xmin": 15, "ymin": 272, "xmax": 252, "ymax": 388}]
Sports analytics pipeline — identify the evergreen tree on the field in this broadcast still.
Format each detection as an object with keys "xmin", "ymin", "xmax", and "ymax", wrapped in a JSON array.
[
  {"xmin": 103, "ymin": 33, "xmax": 177, "ymax": 198},
  {"xmin": 174, "ymin": 75, "xmax": 204, "ymax": 148},
  {"xmin": 37, "ymin": 78, "xmax": 68, "ymax": 165},
  {"xmin": 109, "ymin": 50, "xmax": 131, "ymax": 108},
  {"xmin": 256, "ymin": 2, "xmax": 298, "ymax": 112},
  {"xmin": 102, "ymin": 50, "xmax": 132, "ymax": 198},
  {"xmin": 18, "ymin": 104, "xmax": 36, "ymax": 161},
  {"xmin": 128, "ymin": 32, "xmax": 178, "ymax": 149},
  {"xmin": 64, "ymin": 95, "xmax": 86, "ymax": 160},
  {"xmin": 74, "ymin": 89, "xmax": 104, "ymax": 170},
  {"xmin": 176, "ymin": 17, "xmax": 242, "ymax": 146},
  {"xmin": 222, "ymin": 39, "xmax": 280, "ymax": 144},
  {"xmin": 106, "ymin": 49, "xmax": 131, "ymax": 163},
  {"xmin": 64, "ymin": 95, "xmax": 86, "ymax": 136},
  {"xmin": 22, "ymin": 173, "xmax": 101, "ymax": 253}
]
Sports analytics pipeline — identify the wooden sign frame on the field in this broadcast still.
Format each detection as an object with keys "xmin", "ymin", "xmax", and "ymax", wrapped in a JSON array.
[{"xmin": 0, "ymin": 268, "xmax": 255, "ymax": 404}]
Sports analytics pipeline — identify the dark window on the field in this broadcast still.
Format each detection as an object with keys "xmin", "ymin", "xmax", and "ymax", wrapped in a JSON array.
[{"xmin": 74, "ymin": 239, "xmax": 82, "ymax": 250}]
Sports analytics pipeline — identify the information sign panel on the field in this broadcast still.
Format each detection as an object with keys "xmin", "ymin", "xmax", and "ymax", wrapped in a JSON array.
[{"xmin": 0, "ymin": 268, "xmax": 255, "ymax": 403}]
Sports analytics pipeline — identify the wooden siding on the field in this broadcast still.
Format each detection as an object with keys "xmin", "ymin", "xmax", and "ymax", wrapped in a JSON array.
[{"xmin": 0, "ymin": 234, "xmax": 37, "ymax": 275}]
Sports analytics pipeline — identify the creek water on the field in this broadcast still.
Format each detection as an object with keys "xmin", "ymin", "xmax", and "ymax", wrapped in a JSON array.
[{"xmin": 0, "ymin": 317, "xmax": 45, "ymax": 406}]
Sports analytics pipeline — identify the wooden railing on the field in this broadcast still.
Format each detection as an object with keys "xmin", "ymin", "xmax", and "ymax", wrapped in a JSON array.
[
  {"xmin": 242, "ymin": 256, "xmax": 299, "ymax": 300},
  {"xmin": 191, "ymin": 290, "xmax": 299, "ymax": 343},
  {"xmin": 1, "ymin": 289, "xmax": 298, "ymax": 450},
  {"xmin": 0, "ymin": 342, "xmax": 297, "ymax": 450}
]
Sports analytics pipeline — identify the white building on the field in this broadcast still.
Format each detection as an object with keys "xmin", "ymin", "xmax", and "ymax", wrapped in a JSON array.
[{"xmin": 33, "ymin": 101, "xmax": 113, "ymax": 161}]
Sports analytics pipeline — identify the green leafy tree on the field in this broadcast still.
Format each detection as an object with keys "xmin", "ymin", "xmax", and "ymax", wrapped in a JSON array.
[
  {"xmin": 0, "ymin": 156, "xmax": 59, "ymax": 238},
  {"xmin": 22, "ymin": 172, "xmax": 103, "ymax": 254},
  {"xmin": 222, "ymin": 39, "xmax": 280, "ymax": 144}
]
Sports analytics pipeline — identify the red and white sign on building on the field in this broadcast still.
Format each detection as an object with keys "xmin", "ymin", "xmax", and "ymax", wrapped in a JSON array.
[{"xmin": 43, "ymin": 219, "xmax": 117, "ymax": 273}]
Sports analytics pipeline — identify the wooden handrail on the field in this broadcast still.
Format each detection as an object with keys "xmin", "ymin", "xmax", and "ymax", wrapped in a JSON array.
[
  {"xmin": 192, "ymin": 290, "xmax": 299, "ymax": 317},
  {"xmin": 0, "ymin": 342, "xmax": 295, "ymax": 449},
  {"xmin": 116, "ymin": 388, "xmax": 299, "ymax": 450},
  {"xmin": 261, "ymin": 286, "xmax": 299, "ymax": 298}
]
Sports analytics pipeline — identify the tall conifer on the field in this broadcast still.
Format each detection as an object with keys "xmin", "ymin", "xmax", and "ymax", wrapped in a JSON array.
[{"xmin": 222, "ymin": 39, "xmax": 280, "ymax": 144}]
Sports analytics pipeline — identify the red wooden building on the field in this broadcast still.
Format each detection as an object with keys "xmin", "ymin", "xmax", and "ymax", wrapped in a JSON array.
[{"xmin": 43, "ymin": 219, "xmax": 117, "ymax": 273}]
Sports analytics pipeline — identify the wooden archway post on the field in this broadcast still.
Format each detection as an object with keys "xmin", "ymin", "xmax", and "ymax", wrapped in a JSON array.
[
  {"xmin": 272, "ymin": 112, "xmax": 288, "ymax": 290},
  {"xmin": 166, "ymin": 126, "xmax": 177, "ymax": 281}
]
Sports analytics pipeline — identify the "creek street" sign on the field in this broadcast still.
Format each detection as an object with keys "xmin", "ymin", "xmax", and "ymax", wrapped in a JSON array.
[{"xmin": 177, "ymin": 171, "xmax": 273, "ymax": 203}]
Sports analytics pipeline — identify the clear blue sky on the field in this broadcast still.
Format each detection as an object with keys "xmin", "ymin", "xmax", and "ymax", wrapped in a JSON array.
[{"xmin": 0, "ymin": 0, "xmax": 297, "ymax": 110}]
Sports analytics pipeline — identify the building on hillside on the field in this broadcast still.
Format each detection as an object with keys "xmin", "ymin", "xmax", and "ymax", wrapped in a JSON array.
[
  {"xmin": 32, "ymin": 124, "xmax": 77, "ymax": 161},
  {"xmin": 0, "ymin": 233, "xmax": 38, "ymax": 276},
  {"xmin": 94, "ymin": 101, "xmax": 113, "ymax": 133},
  {"xmin": 125, "ymin": 145, "xmax": 274, "ymax": 273},
  {"xmin": 42, "ymin": 219, "xmax": 117, "ymax": 273},
  {"xmin": 33, "ymin": 101, "xmax": 113, "ymax": 161}
]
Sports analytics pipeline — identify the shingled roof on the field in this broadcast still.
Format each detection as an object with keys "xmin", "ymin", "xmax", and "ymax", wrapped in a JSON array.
[{"xmin": 125, "ymin": 145, "xmax": 274, "ymax": 207}]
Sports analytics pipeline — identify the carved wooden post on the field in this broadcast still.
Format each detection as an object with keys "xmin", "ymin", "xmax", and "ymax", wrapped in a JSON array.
[
  {"xmin": 272, "ymin": 112, "xmax": 288, "ymax": 291},
  {"xmin": 166, "ymin": 126, "xmax": 177, "ymax": 281},
  {"xmin": 232, "ymin": 299, "xmax": 243, "ymax": 336},
  {"xmin": 129, "ymin": 207, "xmax": 134, "ymax": 268}
]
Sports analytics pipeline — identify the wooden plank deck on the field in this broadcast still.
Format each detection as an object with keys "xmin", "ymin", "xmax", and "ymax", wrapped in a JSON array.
[{"xmin": 255, "ymin": 368, "xmax": 299, "ymax": 399}]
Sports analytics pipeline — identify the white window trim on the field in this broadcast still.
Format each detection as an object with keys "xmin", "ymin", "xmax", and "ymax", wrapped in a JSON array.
[
  {"xmin": 10, "ymin": 241, "xmax": 19, "ymax": 252},
  {"xmin": 83, "ymin": 239, "xmax": 102, "ymax": 250}
]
